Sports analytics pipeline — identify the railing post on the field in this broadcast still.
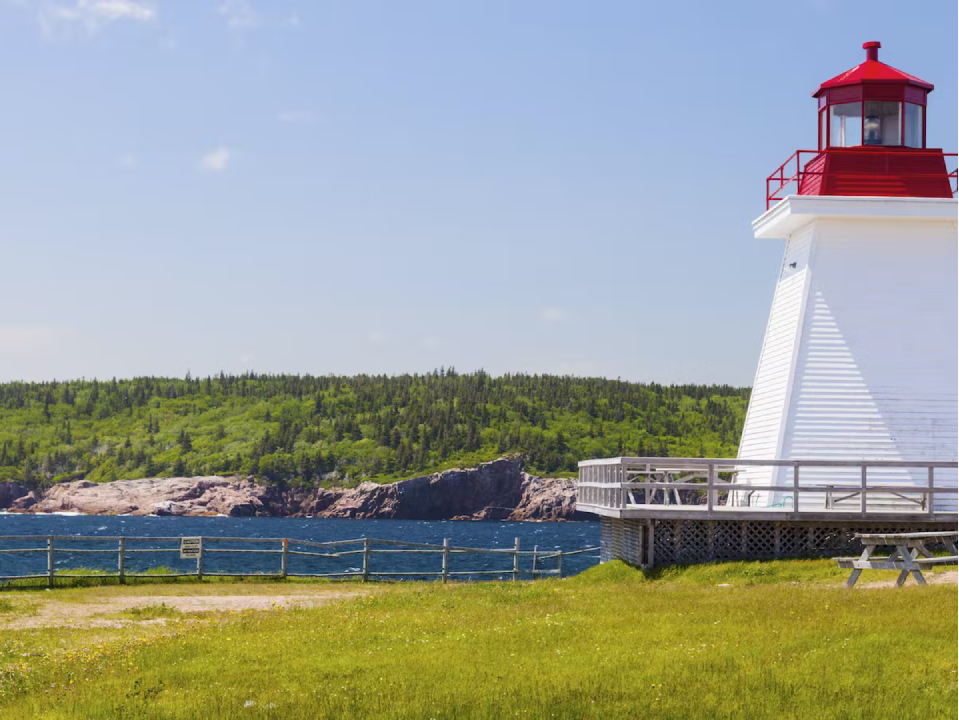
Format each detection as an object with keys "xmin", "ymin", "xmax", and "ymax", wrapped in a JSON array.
[
  {"xmin": 707, "ymin": 463, "xmax": 715, "ymax": 513},
  {"xmin": 793, "ymin": 463, "xmax": 801, "ymax": 518},
  {"xmin": 532, "ymin": 545, "xmax": 539, "ymax": 580},
  {"xmin": 619, "ymin": 462, "xmax": 629, "ymax": 510},
  {"xmin": 927, "ymin": 466, "xmax": 935, "ymax": 516},
  {"xmin": 441, "ymin": 538, "xmax": 450, "ymax": 584},
  {"xmin": 860, "ymin": 465, "xmax": 868, "ymax": 517},
  {"xmin": 556, "ymin": 551, "xmax": 563, "ymax": 579},
  {"xmin": 512, "ymin": 537, "xmax": 520, "ymax": 581},
  {"xmin": 196, "ymin": 537, "xmax": 204, "ymax": 581},
  {"xmin": 280, "ymin": 538, "xmax": 288, "ymax": 579},
  {"xmin": 118, "ymin": 538, "xmax": 125, "ymax": 585},
  {"xmin": 47, "ymin": 537, "xmax": 55, "ymax": 589},
  {"xmin": 362, "ymin": 538, "xmax": 370, "ymax": 582}
]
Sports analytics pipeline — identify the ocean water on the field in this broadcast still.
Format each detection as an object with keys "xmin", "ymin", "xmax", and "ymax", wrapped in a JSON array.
[{"xmin": 0, "ymin": 514, "xmax": 600, "ymax": 581}]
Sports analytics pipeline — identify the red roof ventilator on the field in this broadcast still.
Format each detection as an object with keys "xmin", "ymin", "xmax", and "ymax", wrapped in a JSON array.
[{"xmin": 766, "ymin": 42, "xmax": 957, "ymax": 209}]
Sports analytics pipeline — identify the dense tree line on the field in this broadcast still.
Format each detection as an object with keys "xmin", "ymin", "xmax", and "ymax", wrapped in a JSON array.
[{"xmin": 0, "ymin": 371, "xmax": 749, "ymax": 489}]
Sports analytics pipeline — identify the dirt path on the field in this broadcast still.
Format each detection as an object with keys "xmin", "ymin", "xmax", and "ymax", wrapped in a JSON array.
[
  {"xmin": 855, "ymin": 569, "xmax": 957, "ymax": 589},
  {"xmin": 1, "ymin": 587, "xmax": 366, "ymax": 630}
]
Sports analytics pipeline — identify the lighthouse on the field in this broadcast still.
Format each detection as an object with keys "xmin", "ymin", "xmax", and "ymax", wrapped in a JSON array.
[
  {"xmin": 575, "ymin": 41, "xmax": 956, "ymax": 569},
  {"xmin": 737, "ymin": 42, "xmax": 958, "ymax": 511}
]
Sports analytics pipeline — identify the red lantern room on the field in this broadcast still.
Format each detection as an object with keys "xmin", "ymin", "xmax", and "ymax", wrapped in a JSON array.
[{"xmin": 766, "ymin": 42, "xmax": 957, "ymax": 208}]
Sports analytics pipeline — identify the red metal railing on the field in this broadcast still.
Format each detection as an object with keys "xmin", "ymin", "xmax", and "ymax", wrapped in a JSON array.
[{"xmin": 766, "ymin": 149, "xmax": 959, "ymax": 210}]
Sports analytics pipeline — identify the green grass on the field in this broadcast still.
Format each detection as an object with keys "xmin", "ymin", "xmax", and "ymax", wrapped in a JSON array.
[
  {"xmin": 124, "ymin": 603, "xmax": 183, "ymax": 621},
  {"xmin": 0, "ymin": 558, "xmax": 954, "ymax": 718}
]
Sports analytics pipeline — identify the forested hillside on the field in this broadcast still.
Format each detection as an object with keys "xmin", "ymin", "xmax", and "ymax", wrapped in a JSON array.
[{"xmin": 0, "ymin": 371, "xmax": 749, "ymax": 489}]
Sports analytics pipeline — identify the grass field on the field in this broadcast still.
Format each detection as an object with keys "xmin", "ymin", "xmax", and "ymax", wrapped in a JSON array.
[{"xmin": 0, "ymin": 559, "xmax": 955, "ymax": 719}]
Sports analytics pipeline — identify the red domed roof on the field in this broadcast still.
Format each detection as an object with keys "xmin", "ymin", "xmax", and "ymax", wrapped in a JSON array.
[{"xmin": 813, "ymin": 42, "xmax": 934, "ymax": 97}]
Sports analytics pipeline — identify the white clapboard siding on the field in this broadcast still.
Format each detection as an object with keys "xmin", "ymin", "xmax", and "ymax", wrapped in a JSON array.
[
  {"xmin": 739, "ymin": 200, "xmax": 958, "ymax": 512},
  {"xmin": 736, "ymin": 224, "xmax": 813, "ymax": 505}
]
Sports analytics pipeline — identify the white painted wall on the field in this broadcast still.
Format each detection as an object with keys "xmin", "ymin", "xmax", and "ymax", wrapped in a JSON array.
[{"xmin": 738, "ymin": 197, "xmax": 958, "ymax": 511}]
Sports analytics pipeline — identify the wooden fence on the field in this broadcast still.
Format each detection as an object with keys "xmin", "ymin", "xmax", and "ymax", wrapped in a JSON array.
[{"xmin": 0, "ymin": 535, "xmax": 600, "ymax": 587}]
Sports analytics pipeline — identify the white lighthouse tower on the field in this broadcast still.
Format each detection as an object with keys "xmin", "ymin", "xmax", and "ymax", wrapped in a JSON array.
[{"xmin": 737, "ymin": 41, "xmax": 958, "ymax": 511}]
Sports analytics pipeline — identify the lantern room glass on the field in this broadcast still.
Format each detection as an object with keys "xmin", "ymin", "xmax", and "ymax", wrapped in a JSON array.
[
  {"xmin": 863, "ymin": 101, "xmax": 901, "ymax": 146},
  {"xmin": 904, "ymin": 102, "xmax": 924, "ymax": 148},
  {"xmin": 829, "ymin": 103, "xmax": 862, "ymax": 147}
]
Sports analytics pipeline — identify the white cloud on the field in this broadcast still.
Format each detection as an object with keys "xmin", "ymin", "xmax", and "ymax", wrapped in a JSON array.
[
  {"xmin": 537, "ymin": 307, "xmax": 566, "ymax": 324},
  {"xmin": 217, "ymin": 0, "xmax": 254, "ymax": 29},
  {"xmin": 198, "ymin": 146, "xmax": 231, "ymax": 173},
  {"xmin": 38, "ymin": 0, "xmax": 155, "ymax": 35},
  {"xmin": 276, "ymin": 110, "xmax": 316, "ymax": 126}
]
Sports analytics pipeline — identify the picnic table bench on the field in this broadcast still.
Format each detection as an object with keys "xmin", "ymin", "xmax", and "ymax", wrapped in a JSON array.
[{"xmin": 837, "ymin": 531, "xmax": 958, "ymax": 588}]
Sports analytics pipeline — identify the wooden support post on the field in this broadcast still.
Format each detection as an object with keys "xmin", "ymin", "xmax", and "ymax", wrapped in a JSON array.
[
  {"xmin": 532, "ymin": 545, "xmax": 539, "ymax": 580},
  {"xmin": 512, "ymin": 537, "xmax": 520, "ymax": 581},
  {"xmin": 280, "ymin": 539, "xmax": 289, "ymax": 579},
  {"xmin": 441, "ymin": 538, "xmax": 450, "ymax": 584},
  {"xmin": 556, "ymin": 551, "xmax": 562, "ymax": 579},
  {"xmin": 860, "ymin": 465, "xmax": 868, "ymax": 517},
  {"xmin": 196, "ymin": 537, "xmax": 204, "ymax": 581},
  {"xmin": 118, "ymin": 538, "xmax": 125, "ymax": 585},
  {"xmin": 647, "ymin": 520, "xmax": 655, "ymax": 569},
  {"xmin": 362, "ymin": 538, "xmax": 370, "ymax": 582},
  {"xmin": 47, "ymin": 537, "xmax": 55, "ymax": 589}
]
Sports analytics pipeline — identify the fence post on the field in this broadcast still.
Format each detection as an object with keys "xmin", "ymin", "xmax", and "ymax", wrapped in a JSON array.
[
  {"xmin": 441, "ymin": 538, "xmax": 449, "ymax": 584},
  {"xmin": 532, "ymin": 545, "xmax": 539, "ymax": 580},
  {"xmin": 118, "ymin": 538, "xmax": 125, "ymax": 585},
  {"xmin": 47, "ymin": 537, "xmax": 55, "ymax": 589},
  {"xmin": 512, "ymin": 538, "xmax": 520, "ymax": 581},
  {"xmin": 556, "ymin": 551, "xmax": 563, "ymax": 579},
  {"xmin": 196, "ymin": 537, "xmax": 204, "ymax": 581},
  {"xmin": 362, "ymin": 538, "xmax": 370, "ymax": 583},
  {"xmin": 280, "ymin": 538, "xmax": 288, "ymax": 579}
]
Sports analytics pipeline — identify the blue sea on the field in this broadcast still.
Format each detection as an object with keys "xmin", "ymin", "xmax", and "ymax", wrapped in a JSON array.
[{"xmin": 0, "ymin": 514, "xmax": 600, "ymax": 581}]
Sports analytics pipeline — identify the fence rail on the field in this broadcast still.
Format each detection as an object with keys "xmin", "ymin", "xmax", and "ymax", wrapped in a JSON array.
[
  {"xmin": 577, "ymin": 457, "xmax": 958, "ymax": 518},
  {"xmin": 0, "ymin": 535, "xmax": 600, "ymax": 587}
]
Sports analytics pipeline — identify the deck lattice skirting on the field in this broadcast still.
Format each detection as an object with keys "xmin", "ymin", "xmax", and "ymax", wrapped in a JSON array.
[
  {"xmin": 579, "ymin": 458, "xmax": 958, "ymax": 568},
  {"xmin": 599, "ymin": 518, "xmax": 957, "ymax": 568}
]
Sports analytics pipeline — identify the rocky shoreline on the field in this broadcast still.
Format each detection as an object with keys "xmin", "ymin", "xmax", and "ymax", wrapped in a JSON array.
[{"xmin": 0, "ymin": 458, "xmax": 586, "ymax": 521}]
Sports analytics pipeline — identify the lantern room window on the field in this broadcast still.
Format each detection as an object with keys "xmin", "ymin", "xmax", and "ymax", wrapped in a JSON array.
[
  {"xmin": 829, "ymin": 103, "xmax": 862, "ymax": 147},
  {"xmin": 904, "ymin": 103, "xmax": 924, "ymax": 148},
  {"xmin": 863, "ymin": 101, "xmax": 901, "ymax": 145}
]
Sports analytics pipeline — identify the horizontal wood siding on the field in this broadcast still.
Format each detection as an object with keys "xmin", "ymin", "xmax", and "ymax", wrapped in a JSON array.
[{"xmin": 783, "ymin": 218, "xmax": 958, "ymax": 511}]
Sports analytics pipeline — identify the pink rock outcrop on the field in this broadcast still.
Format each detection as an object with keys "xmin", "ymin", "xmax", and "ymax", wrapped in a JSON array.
[{"xmin": 5, "ymin": 458, "xmax": 583, "ymax": 521}]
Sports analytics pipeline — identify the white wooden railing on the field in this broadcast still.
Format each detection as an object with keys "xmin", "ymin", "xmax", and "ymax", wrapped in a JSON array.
[{"xmin": 577, "ymin": 458, "xmax": 959, "ymax": 518}]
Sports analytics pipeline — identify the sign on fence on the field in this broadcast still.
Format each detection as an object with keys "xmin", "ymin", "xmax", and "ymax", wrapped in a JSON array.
[{"xmin": 180, "ymin": 537, "xmax": 202, "ymax": 560}]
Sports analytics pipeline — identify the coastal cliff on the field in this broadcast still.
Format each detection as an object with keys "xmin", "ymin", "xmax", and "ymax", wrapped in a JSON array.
[{"xmin": 0, "ymin": 459, "xmax": 583, "ymax": 521}]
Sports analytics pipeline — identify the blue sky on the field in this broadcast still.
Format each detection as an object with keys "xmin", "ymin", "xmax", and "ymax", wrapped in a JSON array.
[{"xmin": 1, "ymin": 0, "xmax": 955, "ymax": 385}]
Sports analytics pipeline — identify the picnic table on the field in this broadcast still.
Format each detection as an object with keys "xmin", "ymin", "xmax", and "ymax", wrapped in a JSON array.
[{"xmin": 837, "ymin": 531, "xmax": 959, "ymax": 588}]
